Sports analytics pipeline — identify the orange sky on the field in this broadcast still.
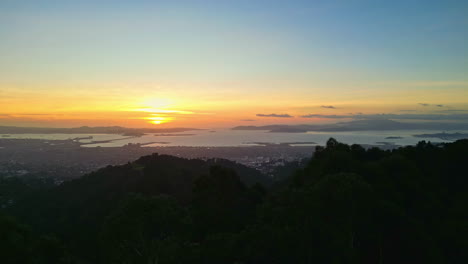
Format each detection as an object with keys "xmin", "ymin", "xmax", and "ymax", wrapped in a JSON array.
[{"xmin": 2, "ymin": 82, "xmax": 467, "ymax": 128}]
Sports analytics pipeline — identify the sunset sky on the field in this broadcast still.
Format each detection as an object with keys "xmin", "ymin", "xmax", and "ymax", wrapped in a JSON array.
[{"xmin": 1, "ymin": 0, "xmax": 467, "ymax": 128}]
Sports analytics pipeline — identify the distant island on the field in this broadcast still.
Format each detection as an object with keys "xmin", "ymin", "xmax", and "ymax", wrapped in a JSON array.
[
  {"xmin": 232, "ymin": 119, "xmax": 468, "ymax": 133},
  {"xmin": 0, "ymin": 126, "xmax": 200, "ymax": 136},
  {"xmin": 413, "ymin": 132, "xmax": 468, "ymax": 141},
  {"xmin": 385, "ymin": 136, "xmax": 403, "ymax": 139},
  {"xmin": 243, "ymin": 141, "xmax": 317, "ymax": 146},
  {"xmin": 154, "ymin": 133, "xmax": 196, "ymax": 136},
  {"xmin": 375, "ymin": 141, "xmax": 397, "ymax": 146},
  {"xmin": 121, "ymin": 132, "xmax": 146, "ymax": 137}
]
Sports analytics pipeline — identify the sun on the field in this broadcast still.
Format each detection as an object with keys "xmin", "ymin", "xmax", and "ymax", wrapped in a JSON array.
[
  {"xmin": 124, "ymin": 98, "xmax": 195, "ymax": 126},
  {"xmin": 145, "ymin": 115, "xmax": 173, "ymax": 125}
]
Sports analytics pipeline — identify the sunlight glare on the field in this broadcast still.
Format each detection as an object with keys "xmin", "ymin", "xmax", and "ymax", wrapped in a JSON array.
[{"xmin": 144, "ymin": 115, "xmax": 174, "ymax": 125}]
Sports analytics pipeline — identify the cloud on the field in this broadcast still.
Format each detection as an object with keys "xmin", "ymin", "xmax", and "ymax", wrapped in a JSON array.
[
  {"xmin": 419, "ymin": 103, "xmax": 445, "ymax": 107},
  {"xmin": 300, "ymin": 113, "xmax": 468, "ymax": 121},
  {"xmin": 241, "ymin": 119, "xmax": 256, "ymax": 121},
  {"xmin": 256, "ymin": 113, "xmax": 293, "ymax": 118},
  {"xmin": 371, "ymin": 113, "xmax": 468, "ymax": 121},
  {"xmin": 301, "ymin": 114, "xmax": 350, "ymax": 119},
  {"xmin": 0, "ymin": 113, "xmax": 55, "ymax": 120},
  {"xmin": 359, "ymin": 114, "xmax": 468, "ymax": 121},
  {"xmin": 321, "ymin": 105, "xmax": 336, "ymax": 109},
  {"xmin": 441, "ymin": 109, "xmax": 468, "ymax": 112}
]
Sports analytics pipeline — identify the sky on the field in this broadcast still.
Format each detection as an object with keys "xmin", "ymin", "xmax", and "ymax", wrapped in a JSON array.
[{"xmin": 1, "ymin": 0, "xmax": 467, "ymax": 128}]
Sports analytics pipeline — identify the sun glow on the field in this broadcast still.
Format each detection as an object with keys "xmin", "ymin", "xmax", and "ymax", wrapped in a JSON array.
[
  {"xmin": 122, "ymin": 98, "xmax": 195, "ymax": 125},
  {"xmin": 132, "ymin": 108, "xmax": 194, "ymax": 115},
  {"xmin": 144, "ymin": 115, "xmax": 174, "ymax": 125},
  {"xmin": 151, "ymin": 120, "xmax": 164, "ymax": 125}
]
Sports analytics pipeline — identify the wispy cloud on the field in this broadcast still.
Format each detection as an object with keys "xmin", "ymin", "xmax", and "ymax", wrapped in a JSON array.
[
  {"xmin": 301, "ymin": 114, "xmax": 350, "ymax": 119},
  {"xmin": 441, "ymin": 109, "xmax": 468, "ymax": 112},
  {"xmin": 321, "ymin": 105, "xmax": 336, "ymax": 109},
  {"xmin": 241, "ymin": 119, "xmax": 256, "ymax": 121},
  {"xmin": 256, "ymin": 113, "xmax": 293, "ymax": 118},
  {"xmin": 0, "ymin": 113, "xmax": 53, "ymax": 118},
  {"xmin": 363, "ymin": 114, "xmax": 468, "ymax": 121},
  {"xmin": 128, "ymin": 108, "xmax": 195, "ymax": 115},
  {"xmin": 301, "ymin": 113, "xmax": 468, "ymax": 121},
  {"xmin": 419, "ymin": 103, "xmax": 445, "ymax": 107}
]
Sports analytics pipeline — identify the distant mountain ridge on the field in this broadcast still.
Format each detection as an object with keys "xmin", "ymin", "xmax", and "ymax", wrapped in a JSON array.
[
  {"xmin": 0, "ymin": 125, "xmax": 201, "ymax": 135},
  {"xmin": 233, "ymin": 119, "xmax": 468, "ymax": 132}
]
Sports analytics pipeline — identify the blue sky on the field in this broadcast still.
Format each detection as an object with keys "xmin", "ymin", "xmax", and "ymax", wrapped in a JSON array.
[{"xmin": 2, "ymin": 0, "xmax": 467, "ymax": 79}]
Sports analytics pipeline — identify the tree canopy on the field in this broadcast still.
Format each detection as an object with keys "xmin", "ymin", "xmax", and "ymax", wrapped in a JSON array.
[{"xmin": 1, "ymin": 139, "xmax": 467, "ymax": 263}]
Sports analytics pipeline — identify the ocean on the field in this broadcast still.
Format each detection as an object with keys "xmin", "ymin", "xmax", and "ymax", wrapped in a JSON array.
[{"xmin": 1, "ymin": 129, "xmax": 466, "ymax": 147}]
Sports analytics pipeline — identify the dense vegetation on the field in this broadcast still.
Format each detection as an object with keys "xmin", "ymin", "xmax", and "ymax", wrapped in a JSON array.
[{"xmin": 1, "ymin": 139, "xmax": 467, "ymax": 263}]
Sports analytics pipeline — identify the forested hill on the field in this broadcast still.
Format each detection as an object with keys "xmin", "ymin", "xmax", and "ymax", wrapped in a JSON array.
[
  {"xmin": 4, "ymin": 154, "xmax": 270, "ymax": 260},
  {"xmin": 1, "ymin": 139, "xmax": 468, "ymax": 264}
]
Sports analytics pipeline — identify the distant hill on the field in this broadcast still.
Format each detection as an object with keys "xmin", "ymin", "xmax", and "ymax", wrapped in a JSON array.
[
  {"xmin": 7, "ymin": 154, "xmax": 270, "ymax": 259},
  {"xmin": 0, "ymin": 125, "xmax": 201, "ymax": 135},
  {"xmin": 233, "ymin": 119, "xmax": 468, "ymax": 132},
  {"xmin": 10, "ymin": 153, "xmax": 270, "ymax": 219},
  {"xmin": 413, "ymin": 132, "xmax": 468, "ymax": 140}
]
